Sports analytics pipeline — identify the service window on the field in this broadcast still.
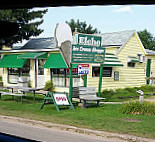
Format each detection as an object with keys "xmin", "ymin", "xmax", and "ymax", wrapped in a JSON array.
[
  {"xmin": 92, "ymin": 67, "xmax": 112, "ymax": 77},
  {"xmin": 127, "ymin": 62, "xmax": 135, "ymax": 67}
]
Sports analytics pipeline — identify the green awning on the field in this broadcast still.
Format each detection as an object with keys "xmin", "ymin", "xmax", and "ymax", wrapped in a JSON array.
[
  {"xmin": 103, "ymin": 53, "xmax": 124, "ymax": 67},
  {"xmin": 18, "ymin": 52, "xmax": 47, "ymax": 59},
  {"xmin": 43, "ymin": 53, "xmax": 68, "ymax": 68},
  {"xmin": 128, "ymin": 56, "xmax": 139, "ymax": 63},
  {"xmin": 0, "ymin": 54, "xmax": 26, "ymax": 68},
  {"xmin": 72, "ymin": 64, "xmax": 78, "ymax": 68}
]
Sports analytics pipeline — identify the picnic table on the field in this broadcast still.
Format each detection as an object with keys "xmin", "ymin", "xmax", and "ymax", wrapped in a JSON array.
[
  {"xmin": 78, "ymin": 87, "xmax": 105, "ymax": 108},
  {"xmin": 6, "ymin": 86, "xmax": 43, "ymax": 101},
  {"xmin": 0, "ymin": 91, "xmax": 26, "ymax": 103}
]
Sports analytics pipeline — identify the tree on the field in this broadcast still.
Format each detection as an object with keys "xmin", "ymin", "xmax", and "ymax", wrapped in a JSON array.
[
  {"xmin": 0, "ymin": 9, "xmax": 48, "ymax": 47},
  {"xmin": 138, "ymin": 29, "xmax": 155, "ymax": 50},
  {"xmin": 66, "ymin": 19, "xmax": 100, "ymax": 34}
]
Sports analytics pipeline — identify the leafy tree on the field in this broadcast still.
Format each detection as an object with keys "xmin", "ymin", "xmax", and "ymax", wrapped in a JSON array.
[
  {"xmin": 138, "ymin": 29, "xmax": 155, "ymax": 50},
  {"xmin": 66, "ymin": 19, "xmax": 100, "ymax": 34},
  {"xmin": 0, "ymin": 9, "xmax": 47, "ymax": 47}
]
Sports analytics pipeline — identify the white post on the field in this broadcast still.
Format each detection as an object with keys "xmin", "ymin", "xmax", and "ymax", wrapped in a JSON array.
[{"xmin": 136, "ymin": 90, "xmax": 144, "ymax": 103}]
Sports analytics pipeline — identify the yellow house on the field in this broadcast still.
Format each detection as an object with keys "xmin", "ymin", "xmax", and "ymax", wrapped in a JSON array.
[
  {"xmin": 0, "ymin": 30, "xmax": 149, "ymax": 93},
  {"xmin": 86, "ymin": 30, "xmax": 146, "ymax": 91}
]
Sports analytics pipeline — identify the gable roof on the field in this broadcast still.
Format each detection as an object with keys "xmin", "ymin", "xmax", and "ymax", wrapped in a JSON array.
[
  {"xmin": 145, "ymin": 49, "xmax": 155, "ymax": 55},
  {"xmin": 101, "ymin": 30, "xmax": 146, "ymax": 55},
  {"xmin": 14, "ymin": 37, "xmax": 55, "ymax": 50},
  {"xmin": 101, "ymin": 30, "xmax": 135, "ymax": 46}
]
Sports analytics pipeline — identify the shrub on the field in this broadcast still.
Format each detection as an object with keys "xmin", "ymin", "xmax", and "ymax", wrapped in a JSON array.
[
  {"xmin": 101, "ymin": 89, "xmax": 115, "ymax": 101},
  {"xmin": 138, "ymin": 85, "xmax": 155, "ymax": 92},
  {"xmin": 122, "ymin": 101, "xmax": 155, "ymax": 115},
  {"xmin": 44, "ymin": 80, "xmax": 55, "ymax": 92}
]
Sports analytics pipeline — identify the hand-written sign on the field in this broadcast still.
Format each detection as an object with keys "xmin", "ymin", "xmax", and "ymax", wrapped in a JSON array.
[
  {"xmin": 53, "ymin": 93, "xmax": 69, "ymax": 105},
  {"xmin": 72, "ymin": 33, "xmax": 105, "ymax": 64},
  {"xmin": 72, "ymin": 44, "xmax": 105, "ymax": 63}
]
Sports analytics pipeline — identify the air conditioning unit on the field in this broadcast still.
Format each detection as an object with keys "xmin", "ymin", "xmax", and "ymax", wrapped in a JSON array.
[{"xmin": 138, "ymin": 54, "xmax": 145, "ymax": 63}]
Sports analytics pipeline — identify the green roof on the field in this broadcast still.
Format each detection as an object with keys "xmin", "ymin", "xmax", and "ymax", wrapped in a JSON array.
[
  {"xmin": 0, "ymin": 54, "xmax": 26, "ymax": 68},
  {"xmin": 128, "ymin": 56, "xmax": 139, "ymax": 63},
  {"xmin": 103, "ymin": 53, "xmax": 124, "ymax": 67},
  {"xmin": 43, "ymin": 53, "xmax": 68, "ymax": 68},
  {"xmin": 18, "ymin": 52, "xmax": 47, "ymax": 59}
]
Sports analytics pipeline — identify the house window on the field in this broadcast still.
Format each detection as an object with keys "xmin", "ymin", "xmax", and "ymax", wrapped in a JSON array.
[
  {"xmin": 92, "ymin": 67, "xmax": 112, "ymax": 77},
  {"xmin": 127, "ymin": 62, "xmax": 135, "ymax": 67},
  {"xmin": 8, "ymin": 60, "xmax": 30, "ymax": 84}
]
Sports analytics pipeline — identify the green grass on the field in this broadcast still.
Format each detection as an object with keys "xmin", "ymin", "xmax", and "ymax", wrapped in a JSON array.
[
  {"xmin": 101, "ymin": 85, "xmax": 155, "ymax": 102},
  {"xmin": 0, "ymin": 93, "xmax": 155, "ymax": 139}
]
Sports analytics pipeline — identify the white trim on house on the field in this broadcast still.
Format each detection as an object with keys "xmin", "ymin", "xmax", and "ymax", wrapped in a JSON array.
[
  {"xmin": 0, "ymin": 48, "xmax": 59, "ymax": 53},
  {"xmin": 115, "ymin": 31, "xmax": 146, "ymax": 55}
]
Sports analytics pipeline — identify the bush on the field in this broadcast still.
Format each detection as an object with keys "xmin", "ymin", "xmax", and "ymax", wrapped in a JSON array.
[
  {"xmin": 138, "ymin": 85, "xmax": 155, "ymax": 92},
  {"xmin": 44, "ymin": 80, "xmax": 55, "ymax": 92},
  {"xmin": 101, "ymin": 89, "xmax": 115, "ymax": 101},
  {"xmin": 122, "ymin": 101, "xmax": 155, "ymax": 115}
]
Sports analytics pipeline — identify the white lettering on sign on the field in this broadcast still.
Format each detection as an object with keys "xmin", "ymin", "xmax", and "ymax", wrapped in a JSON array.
[
  {"xmin": 79, "ymin": 37, "xmax": 101, "ymax": 47},
  {"xmin": 53, "ymin": 93, "xmax": 69, "ymax": 105},
  {"xmin": 92, "ymin": 47, "xmax": 105, "ymax": 54},
  {"xmin": 73, "ymin": 46, "xmax": 79, "ymax": 51},
  {"xmin": 80, "ymin": 46, "xmax": 91, "ymax": 52}
]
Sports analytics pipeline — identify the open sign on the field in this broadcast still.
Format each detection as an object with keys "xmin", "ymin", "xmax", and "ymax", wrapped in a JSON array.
[{"xmin": 53, "ymin": 93, "xmax": 69, "ymax": 105}]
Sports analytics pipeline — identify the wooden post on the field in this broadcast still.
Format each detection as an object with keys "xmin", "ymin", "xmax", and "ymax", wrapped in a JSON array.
[
  {"xmin": 69, "ymin": 63, "xmax": 73, "ymax": 101},
  {"xmin": 98, "ymin": 64, "xmax": 103, "ymax": 97}
]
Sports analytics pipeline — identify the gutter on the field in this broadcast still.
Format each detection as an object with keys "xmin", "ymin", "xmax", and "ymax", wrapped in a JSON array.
[{"xmin": 0, "ymin": 48, "xmax": 59, "ymax": 53}]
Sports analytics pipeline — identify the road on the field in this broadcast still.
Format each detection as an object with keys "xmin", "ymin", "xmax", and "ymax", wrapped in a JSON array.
[{"xmin": 0, "ymin": 120, "xmax": 126, "ymax": 142}]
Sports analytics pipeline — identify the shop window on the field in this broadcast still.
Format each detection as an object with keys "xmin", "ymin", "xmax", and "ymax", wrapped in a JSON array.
[
  {"xmin": 92, "ymin": 67, "xmax": 112, "ymax": 77},
  {"xmin": 51, "ymin": 68, "xmax": 80, "ymax": 87},
  {"xmin": 127, "ymin": 62, "xmax": 135, "ymax": 67},
  {"xmin": 8, "ymin": 60, "xmax": 30, "ymax": 84}
]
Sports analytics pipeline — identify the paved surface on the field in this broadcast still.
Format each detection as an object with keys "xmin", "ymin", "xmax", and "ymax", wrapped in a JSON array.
[
  {"xmin": 0, "ymin": 119, "xmax": 126, "ymax": 142},
  {"xmin": 0, "ymin": 115, "xmax": 155, "ymax": 142}
]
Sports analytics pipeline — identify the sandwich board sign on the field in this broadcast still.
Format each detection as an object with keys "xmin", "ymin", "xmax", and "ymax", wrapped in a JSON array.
[
  {"xmin": 40, "ymin": 92, "xmax": 75, "ymax": 112},
  {"xmin": 53, "ymin": 93, "xmax": 69, "ymax": 105},
  {"xmin": 78, "ymin": 64, "xmax": 89, "ymax": 75}
]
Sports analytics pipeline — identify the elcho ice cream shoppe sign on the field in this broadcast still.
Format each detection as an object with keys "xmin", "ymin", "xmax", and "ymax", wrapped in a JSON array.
[{"xmin": 72, "ymin": 33, "xmax": 105, "ymax": 64}]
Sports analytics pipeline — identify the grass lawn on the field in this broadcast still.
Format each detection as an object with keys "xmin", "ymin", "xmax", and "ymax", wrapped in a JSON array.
[
  {"xmin": 0, "ymin": 93, "xmax": 155, "ymax": 139},
  {"xmin": 101, "ymin": 85, "xmax": 155, "ymax": 102}
]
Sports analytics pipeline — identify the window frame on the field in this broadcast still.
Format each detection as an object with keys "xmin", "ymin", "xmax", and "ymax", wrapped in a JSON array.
[
  {"xmin": 127, "ymin": 62, "xmax": 136, "ymax": 68},
  {"xmin": 92, "ymin": 66, "xmax": 113, "ymax": 78}
]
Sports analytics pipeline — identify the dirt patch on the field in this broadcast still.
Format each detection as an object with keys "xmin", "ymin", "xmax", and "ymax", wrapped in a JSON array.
[{"xmin": 124, "ymin": 118, "xmax": 142, "ymax": 122}]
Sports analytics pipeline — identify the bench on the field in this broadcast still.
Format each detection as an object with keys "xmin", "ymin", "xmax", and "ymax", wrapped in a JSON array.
[
  {"xmin": 78, "ymin": 87, "xmax": 105, "ymax": 108},
  {"xmin": 0, "ymin": 91, "xmax": 26, "ymax": 103}
]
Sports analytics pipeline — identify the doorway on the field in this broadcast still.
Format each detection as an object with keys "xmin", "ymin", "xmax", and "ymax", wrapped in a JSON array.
[
  {"xmin": 37, "ymin": 59, "xmax": 45, "ymax": 88},
  {"xmin": 146, "ymin": 58, "xmax": 152, "ymax": 85}
]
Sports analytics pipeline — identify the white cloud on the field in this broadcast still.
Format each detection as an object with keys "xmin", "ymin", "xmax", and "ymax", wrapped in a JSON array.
[{"xmin": 114, "ymin": 6, "xmax": 133, "ymax": 14}]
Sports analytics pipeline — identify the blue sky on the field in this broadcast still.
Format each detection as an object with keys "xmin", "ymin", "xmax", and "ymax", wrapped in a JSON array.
[
  {"xmin": 38, "ymin": 5, "xmax": 155, "ymax": 37},
  {"xmin": 16, "ymin": 5, "xmax": 155, "ymax": 45}
]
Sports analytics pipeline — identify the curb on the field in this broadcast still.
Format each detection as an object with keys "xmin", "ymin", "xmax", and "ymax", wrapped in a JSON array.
[{"xmin": 0, "ymin": 115, "xmax": 155, "ymax": 142}]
